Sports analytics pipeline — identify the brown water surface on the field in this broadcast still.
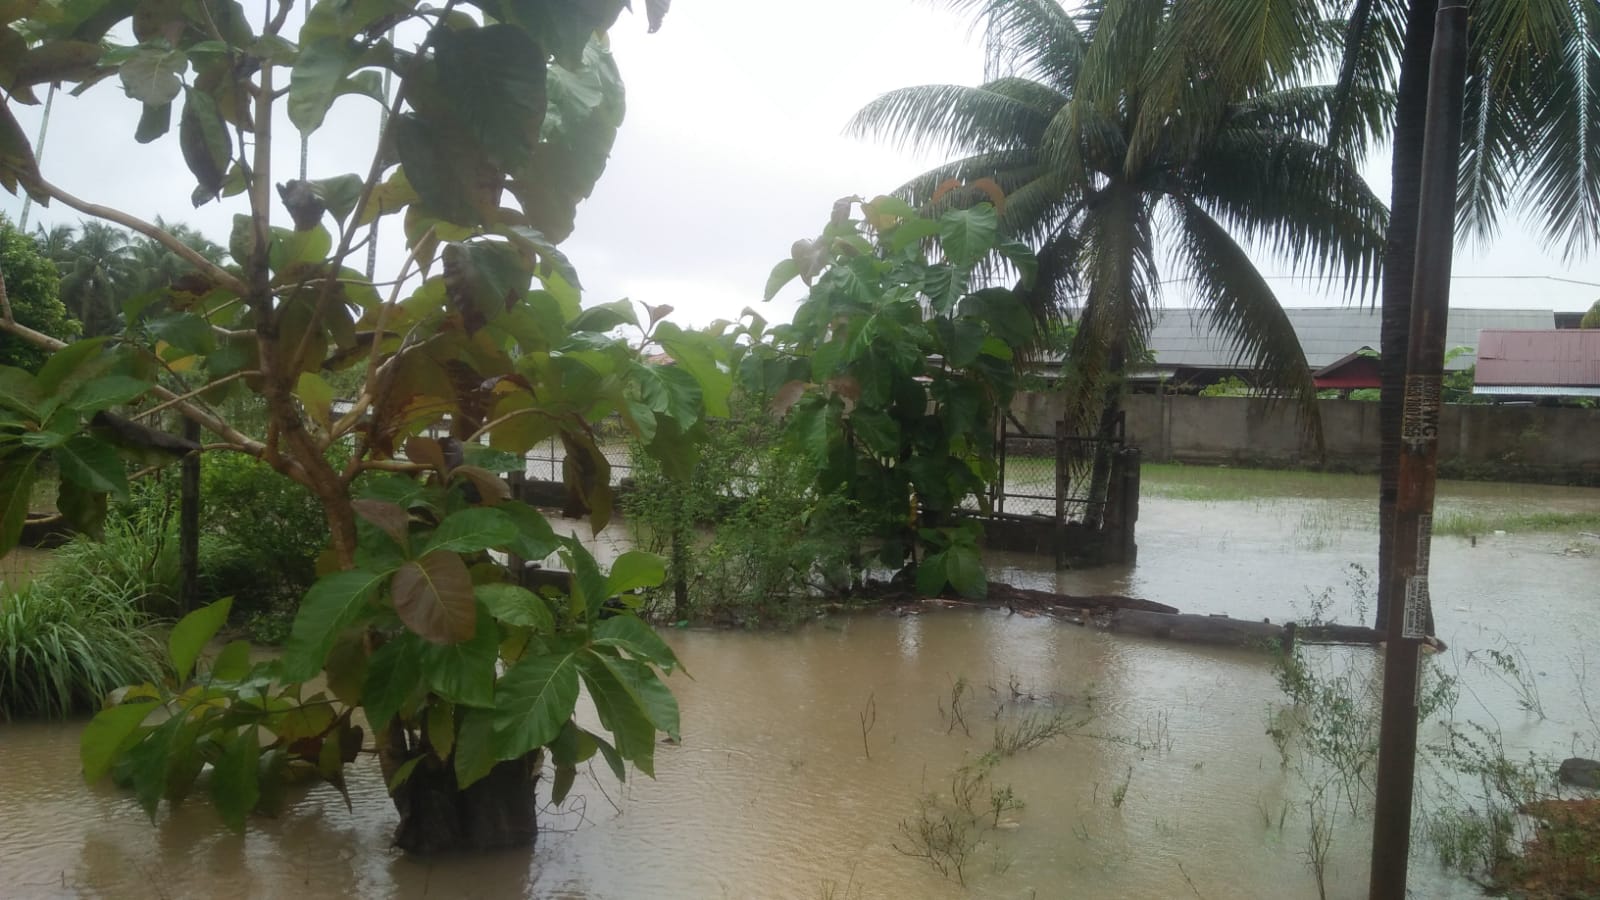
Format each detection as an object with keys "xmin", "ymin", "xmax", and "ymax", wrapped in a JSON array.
[{"xmin": 1, "ymin": 472, "xmax": 1596, "ymax": 899}]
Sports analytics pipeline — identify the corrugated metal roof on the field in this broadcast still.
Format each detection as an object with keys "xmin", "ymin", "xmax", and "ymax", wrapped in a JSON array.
[
  {"xmin": 1142, "ymin": 307, "xmax": 1556, "ymax": 371},
  {"xmin": 1475, "ymin": 329, "xmax": 1600, "ymax": 388},
  {"xmin": 1473, "ymin": 384, "xmax": 1600, "ymax": 397}
]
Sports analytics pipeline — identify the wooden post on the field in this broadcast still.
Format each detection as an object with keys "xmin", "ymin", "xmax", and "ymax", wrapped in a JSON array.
[
  {"xmin": 1370, "ymin": 2, "xmax": 1467, "ymax": 896},
  {"xmin": 995, "ymin": 412, "xmax": 1008, "ymax": 516},
  {"xmin": 179, "ymin": 418, "xmax": 201, "ymax": 612},
  {"xmin": 1053, "ymin": 420, "xmax": 1067, "ymax": 568}
]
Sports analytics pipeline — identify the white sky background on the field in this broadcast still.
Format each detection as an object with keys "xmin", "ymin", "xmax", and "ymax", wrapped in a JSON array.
[{"xmin": 2, "ymin": 0, "xmax": 1596, "ymax": 329}]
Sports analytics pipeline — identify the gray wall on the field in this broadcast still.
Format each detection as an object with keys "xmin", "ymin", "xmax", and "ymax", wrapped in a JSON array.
[{"xmin": 1010, "ymin": 392, "xmax": 1600, "ymax": 481}]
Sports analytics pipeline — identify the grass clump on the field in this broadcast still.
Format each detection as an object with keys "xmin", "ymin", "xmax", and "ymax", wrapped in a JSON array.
[
  {"xmin": 1433, "ymin": 509, "xmax": 1600, "ymax": 537},
  {"xmin": 0, "ymin": 582, "xmax": 164, "ymax": 719}
]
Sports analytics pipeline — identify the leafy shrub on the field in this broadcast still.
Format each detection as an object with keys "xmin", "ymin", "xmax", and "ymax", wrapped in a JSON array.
[
  {"xmin": 0, "ymin": 582, "xmax": 164, "ymax": 720},
  {"xmin": 42, "ymin": 498, "xmax": 184, "ymax": 618},
  {"xmin": 624, "ymin": 404, "xmax": 868, "ymax": 624},
  {"xmin": 197, "ymin": 453, "xmax": 327, "ymax": 638}
]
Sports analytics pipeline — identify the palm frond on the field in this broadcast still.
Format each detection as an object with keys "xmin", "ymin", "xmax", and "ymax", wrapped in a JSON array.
[
  {"xmin": 1229, "ymin": 84, "xmax": 1396, "ymax": 151},
  {"xmin": 930, "ymin": 0, "xmax": 1088, "ymax": 91},
  {"xmin": 1184, "ymin": 128, "xmax": 1388, "ymax": 299},
  {"xmin": 1327, "ymin": 0, "xmax": 1407, "ymax": 154},
  {"xmin": 1171, "ymin": 194, "xmax": 1323, "ymax": 448},
  {"xmin": 1513, "ymin": 12, "xmax": 1600, "ymax": 257},
  {"xmin": 846, "ymin": 83, "xmax": 1057, "ymax": 159}
]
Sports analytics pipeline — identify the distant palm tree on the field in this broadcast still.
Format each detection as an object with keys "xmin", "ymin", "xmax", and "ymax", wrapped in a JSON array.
[
  {"xmin": 124, "ymin": 217, "xmax": 228, "ymax": 299},
  {"xmin": 851, "ymin": 0, "xmax": 1389, "ymax": 519},
  {"xmin": 56, "ymin": 221, "xmax": 133, "ymax": 337}
]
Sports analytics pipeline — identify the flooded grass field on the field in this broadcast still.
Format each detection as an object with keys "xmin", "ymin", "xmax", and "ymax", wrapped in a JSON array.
[{"xmin": 1, "ymin": 466, "xmax": 1596, "ymax": 898}]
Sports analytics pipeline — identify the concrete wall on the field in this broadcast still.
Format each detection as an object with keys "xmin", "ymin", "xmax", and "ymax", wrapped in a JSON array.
[{"xmin": 1010, "ymin": 392, "xmax": 1600, "ymax": 483}]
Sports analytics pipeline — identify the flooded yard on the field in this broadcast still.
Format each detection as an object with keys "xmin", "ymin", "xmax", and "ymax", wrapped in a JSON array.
[{"xmin": 1, "ymin": 469, "xmax": 1596, "ymax": 898}]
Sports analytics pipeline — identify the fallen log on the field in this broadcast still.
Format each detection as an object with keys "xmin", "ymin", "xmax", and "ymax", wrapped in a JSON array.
[
  {"xmin": 1101, "ymin": 610, "xmax": 1444, "ymax": 652},
  {"xmin": 1101, "ymin": 609, "xmax": 1286, "ymax": 648},
  {"xmin": 984, "ymin": 583, "xmax": 1179, "ymax": 615}
]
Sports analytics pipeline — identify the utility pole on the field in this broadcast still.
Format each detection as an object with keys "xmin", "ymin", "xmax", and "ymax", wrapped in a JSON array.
[{"xmin": 1368, "ymin": 0, "xmax": 1468, "ymax": 896}]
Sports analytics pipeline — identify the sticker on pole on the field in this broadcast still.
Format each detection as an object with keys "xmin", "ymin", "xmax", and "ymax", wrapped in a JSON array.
[
  {"xmin": 1402, "ymin": 575, "xmax": 1429, "ymax": 639},
  {"xmin": 1401, "ymin": 375, "xmax": 1442, "ymax": 452}
]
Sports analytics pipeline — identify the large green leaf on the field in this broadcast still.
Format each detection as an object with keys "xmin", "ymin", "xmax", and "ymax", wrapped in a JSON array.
[
  {"xmin": 280, "ymin": 569, "xmax": 387, "ymax": 681},
  {"xmin": 394, "ymin": 112, "xmax": 494, "ymax": 226},
  {"xmin": 56, "ymin": 478, "xmax": 107, "ymax": 539},
  {"xmin": 592, "ymin": 615, "xmax": 682, "ymax": 673},
  {"xmin": 764, "ymin": 258, "xmax": 800, "ymax": 301},
  {"xmin": 938, "ymin": 204, "xmax": 998, "ymax": 268},
  {"xmin": 392, "ymin": 550, "xmax": 476, "ymax": 645},
  {"xmin": 490, "ymin": 650, "xmax": 580, "ymax": 761},
  {"xmin": 65, "ymin": 375, "xmax": 151, "ymax": 415},
  {"xmin": 0, "ymin": 453, "xmax": 38, "ymax": 556},
  {"xmin": 497, "ymin": 502, "xmax": 560, "ymax": 561},
  {"xmin": 424, "ymin": 507, "xmax": 517, "ymax": 554},
  {"xmin": 362, "ymin": 634, "xmax": 422, "ymax": 732},
  {"xmin": 180, "ymin": 86, "xmax": 231, "ymax": 203},
  {"xmin": 568, "ymin": 298, "xmax": 637, "ymax": 333},
  {"xmin": 55, "ymin": 436, "xmax": 127, "ymax": 497},
  {"xmin": 476, "ymin": 583, "xmax": 554, "ymax": 632},
  {"xmin": 453, "ymin": 707, "xmax": 497, "ymax": 788},
  {"xmin": 168, "ymin": 597, "xmax": 233, "ymax": 684},
  {"xmin": 653, "ymin": 323, "xmax": 731, "ymax": 418},
  {"xmin": 310, "ymin": 174, "xmax": 365, "ymax": 225},
  {"xmin": 945, "ymin": 543, "xmax": 987, "ymax": 599},
  {"xmin": 585, "ymin": 651, "xmax": 679, "ymax": 740},
  {"xmin": 119, "ymin": 47, "xmax": 185, "ymax": 105},
  {"xmin": 604, "ymin": 550, "xmax": 666, "ymax": 597},
  {"xmin": 211, "ymin": 726, "xmax": 261, "ymax": 830},
  {"xmin": 435, "ymin": 24, "xmax": 547, "ymax": 171},
  {"xmin": 420, "ymin": 607, "xmax": 498, "ymax": 708},
  {"xmin": 575, "ymin": 650, "xmax": 658, "ymax": 775},
  {"xmin": 80, "ymin": 700, "xmax": 158, "ymax": 782},
  {"xmin": 288, "ymin": 37, "xmax": 351, "ymax": 134}
]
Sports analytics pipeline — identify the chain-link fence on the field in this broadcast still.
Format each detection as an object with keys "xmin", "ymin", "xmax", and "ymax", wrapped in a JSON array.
[
  {"xmin": 989, "ymin": 421, "xmax": 1123, "ymax": 524},
  {"xmin": 522, "ymin": 416, "xmax": 632, "ymax": 486}
]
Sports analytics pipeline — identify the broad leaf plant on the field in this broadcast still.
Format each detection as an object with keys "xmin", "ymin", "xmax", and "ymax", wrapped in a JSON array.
[{"xmin": 0, "ymin": 0, "xmax": 709, "ymax": 848}]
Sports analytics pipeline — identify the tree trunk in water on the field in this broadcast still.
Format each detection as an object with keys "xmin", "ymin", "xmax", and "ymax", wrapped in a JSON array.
[
  {"xmin": 1376, "ymin": 0, "xmax": 1439, "ymax": 629},
  {"xmin": 1084, "ymin": 346, "xmax": 1126, "ymax": 530},
  {"xmin": 388, "ymin": 748, "xmax": 542, "ymax": 854}
]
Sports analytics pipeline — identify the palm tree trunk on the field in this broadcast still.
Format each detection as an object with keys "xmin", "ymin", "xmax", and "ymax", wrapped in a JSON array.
[
  {"xmin": 1376, "ymin": 0, "xmax": 1439, "ymax": 628},
  {"xmin": 1085, "ymin": 344, "xmax": 1125, "ymax": 530}
]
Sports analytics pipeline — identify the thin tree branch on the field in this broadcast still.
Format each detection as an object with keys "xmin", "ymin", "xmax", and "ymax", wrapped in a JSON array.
[
  {"xmin": 131, "ymin": 370, "xmax": 260, "ymax": 421},
  {"xmin": 29, "ymin": 177, "xmax": 249, "ymax": 297}
]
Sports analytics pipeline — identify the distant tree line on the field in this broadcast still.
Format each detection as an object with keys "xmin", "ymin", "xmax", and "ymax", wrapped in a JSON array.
[{"xmin": 0, "ymin": 215, "xmax": 226, "ymax": 370}]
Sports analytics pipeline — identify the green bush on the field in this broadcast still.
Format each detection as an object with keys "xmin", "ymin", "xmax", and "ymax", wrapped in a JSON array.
[
  {"xmin": 198, "ymin": 453, "xmax": 327, "ymax": 639},
  {"xmin": 0, "ymin": 582, "xmax": 164, "ymax": 720},
  {"xmin": 43, "ymin": 498, "xmax": 185, "ymax": 618},
  {"xmin": 624, "ymin": 405, "xmax": 870, "ymax": 625}
]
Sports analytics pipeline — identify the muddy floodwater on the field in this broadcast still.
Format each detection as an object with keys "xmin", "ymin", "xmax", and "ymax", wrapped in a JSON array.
[{"xmin": 2, "ymin": 469, "xmax": 1597, "ymax": 898}]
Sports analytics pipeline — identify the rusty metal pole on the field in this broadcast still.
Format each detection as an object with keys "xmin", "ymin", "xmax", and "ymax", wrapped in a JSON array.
[{"xmin": 1368, "ymin": 1, "xmax": 1468, "ymax": 896}]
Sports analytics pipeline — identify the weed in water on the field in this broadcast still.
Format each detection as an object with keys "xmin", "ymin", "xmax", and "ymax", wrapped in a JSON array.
[
  {"xmin": 993, "ymin": 710, "xmax": 1085, "ymax": 757},
  {"xmin": 1111, "ymin": 766, "xmax": 1133, "ymax": 809}
]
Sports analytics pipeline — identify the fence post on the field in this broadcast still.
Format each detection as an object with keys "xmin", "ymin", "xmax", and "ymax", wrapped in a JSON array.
[
  {"xmin": 1054, "ymin": 420, "xmax": 1067, "ymax": 568},
  {"xmin": 995, "ymin": 412, "xmax": 1008, "ymax": 515}
]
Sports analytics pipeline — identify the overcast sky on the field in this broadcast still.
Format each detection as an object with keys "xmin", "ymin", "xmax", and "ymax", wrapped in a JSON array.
[{"xmin": 3, "ymin": 0, "xmax": 1596, "ymax": 329}]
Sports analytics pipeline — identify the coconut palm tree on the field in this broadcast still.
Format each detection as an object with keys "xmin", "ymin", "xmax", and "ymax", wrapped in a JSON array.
[
  {"xmin": 124, "ymin": 217, "xmax": 228, "ymax": 300},
  {"xmin": 850, "ymin": 0, "xmax": 1390, "ymax": 521},
  {"xmin": 56, "ymin": 221, "xmax": 133, "ymax": 337},
  {"xmin": 1331, "ymin": 0, "xmax": 1600, "ymax": 624}
]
